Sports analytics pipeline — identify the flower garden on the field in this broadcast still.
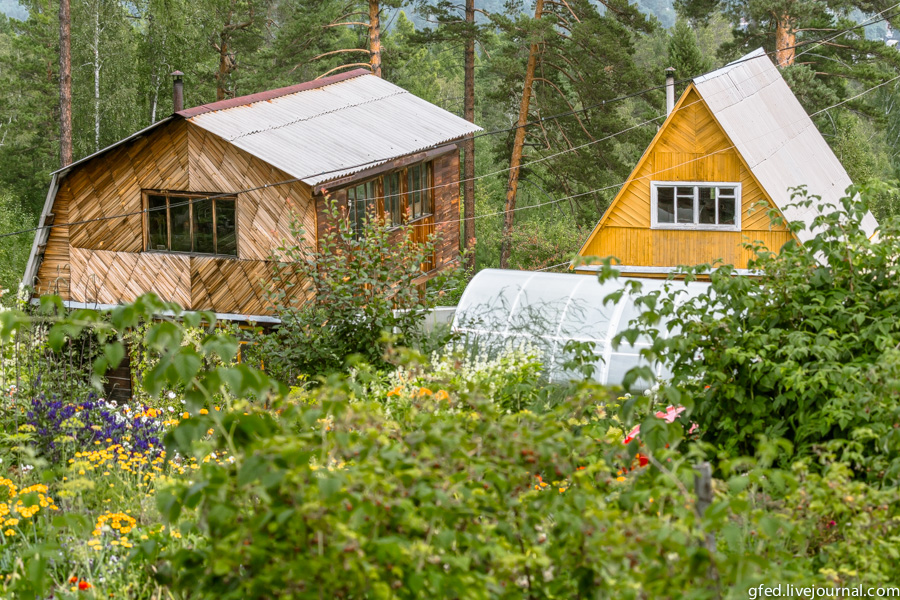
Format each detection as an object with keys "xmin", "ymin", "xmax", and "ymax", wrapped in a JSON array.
[{"xmin": 0, "ymin": 193, "xmax": 899, "ymax": 598}]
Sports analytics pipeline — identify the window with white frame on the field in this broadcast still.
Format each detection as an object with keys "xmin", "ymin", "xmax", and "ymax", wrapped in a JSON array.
[{"xmin": 651, "ymin": 182, "xmax": 741, "ymax": 230}]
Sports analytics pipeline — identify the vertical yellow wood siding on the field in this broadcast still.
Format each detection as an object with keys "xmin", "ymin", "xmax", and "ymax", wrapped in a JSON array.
[{"xmin": 579, "ymin": 86, "xmax": 793, "ymax": 268}]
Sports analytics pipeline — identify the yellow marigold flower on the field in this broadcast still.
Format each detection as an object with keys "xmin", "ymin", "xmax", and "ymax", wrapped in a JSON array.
[
  {"xmin": 3, "ymin": 529, "xmax": 13, "ymax": 536},
  {"xmin": 4, "ymin": 519, "xmax": 18, "ymax": 527},
  {"xmin": 199, "ymin": 408, "xmax": 208, "ymax": 415},
  {"xmin": 182, "ymin": 412, "xmax": 189, "ymax": 419},
  {"xmin": 616, "ymin": 476, "xmax": 626, "ymax": 482}
]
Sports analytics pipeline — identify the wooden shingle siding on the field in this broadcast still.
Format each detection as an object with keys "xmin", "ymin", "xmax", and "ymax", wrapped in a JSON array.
[
  {"xmin": 35, "ymin": 119, "xmax": 315, "ymax": 312},
  {"xmin": 581, "ymin": 86, "xmax": 792, "ymax": 269},
  {"xmin": 185, "ymin": 124, "xmax": 314, "ymax": 261},
  {"xmin": 70, "ymin": 248, "xmax": 191, "ymax": 306}
]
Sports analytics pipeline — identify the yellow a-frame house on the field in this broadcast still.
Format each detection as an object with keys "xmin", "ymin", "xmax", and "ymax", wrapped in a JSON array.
[{"xmin": 575, "ymin": 48, "xmax": 878, "ymax": 276}]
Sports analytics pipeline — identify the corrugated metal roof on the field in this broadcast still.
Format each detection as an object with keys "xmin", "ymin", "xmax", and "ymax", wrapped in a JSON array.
[
  {"xmin": 184, "ymin": 71, "xmax": 482, "ymax": 186},
  {"xmin": 693, "ymin": 48, "xmax": 878, "ymax": 241}
]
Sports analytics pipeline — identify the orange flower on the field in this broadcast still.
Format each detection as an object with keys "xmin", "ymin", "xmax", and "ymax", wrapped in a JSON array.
[
  {"xmin": 386, "ymin": 386, "xmax": 403, "ymax": 397},
  {"xmin": 78, "ymin": 580, "xmax": 92, "ymax": 590},
  {"xmin": 69, "ymin": 576, "xmax": 78, "ymax": 584}
]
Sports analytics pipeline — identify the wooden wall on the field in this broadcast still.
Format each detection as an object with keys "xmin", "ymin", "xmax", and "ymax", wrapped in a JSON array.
[
  {"xmin": 314, "ymin": 150, "xmax": 461, "ymax": 276},
  {"xmin": 579, "ymin": 86, "xmax": 793, "ymax": 269},
  {"xmin": 35, "ymin": 119, "xmax": 314, "ymax": 316}
]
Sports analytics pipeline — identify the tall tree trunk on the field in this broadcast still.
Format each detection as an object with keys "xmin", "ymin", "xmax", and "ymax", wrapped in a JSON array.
[
  {"xmin": 148, "ymin": 13, "xmax": 158, "ymax": 125},
  {"xmin": 775, "ymin": 14, "xmax": 795, "ymax": 67},
  {"xmin": 214, "ymin": 0, "xmax": 254, "ymax": 100},
  {"xmin": 216, "ymin": 34, "xmax": 232, "ymax": 100},
  {"xmin": 462, "ymin": 0, "xmax": 476, "ymax": 270},
  {"xmin": 59, "ymin": 0, "xmax": 73, "ymax": 167},
  {"xmin": 92, "ymin": 1, "xmax": 100, "ymax": 152},
  {"xmin": 499, "ymin": 0, "xmax": 543, "ymax": 269},
  {"xmin": 369, "ymin": 0, "xmax": 381, "ymax": 77}
]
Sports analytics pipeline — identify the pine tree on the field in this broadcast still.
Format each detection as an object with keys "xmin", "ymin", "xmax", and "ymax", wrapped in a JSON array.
[{"xmin": 667, "ymin": 19, "xmax": 711, "ymax": 88}]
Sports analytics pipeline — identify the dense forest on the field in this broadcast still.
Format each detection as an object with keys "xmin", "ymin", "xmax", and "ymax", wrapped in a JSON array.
[{"xmin": 2, "ymin": 0, "xmax": 900, "ymax": 291}]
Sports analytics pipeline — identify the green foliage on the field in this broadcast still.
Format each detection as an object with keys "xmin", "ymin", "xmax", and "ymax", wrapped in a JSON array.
[
  {"xmin": 618, "ymin": 185, "xmax": 900, "ymax": 483},
  {"xmin": 0, "ymin": 291, "xmax": 285, "ymax": 598},
  {"xmin": 157, "ymin": 369, "xmax": 900, "ymax": 598},
  {"xmin": 254, "ymin": 198, "xmax": 439, "ymax": 383},
  {"xmin": 0, "ymin": 189, "xmax": 34, "ymax": 302},
  {"xmin": 667, "ymin": 19, "xmax": 712, "ymax": 85}
]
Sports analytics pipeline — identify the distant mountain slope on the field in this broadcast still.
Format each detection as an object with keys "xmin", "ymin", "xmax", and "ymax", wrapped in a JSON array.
[{"xmin": 395, "ymin": 0, "xmax": 676, "ymax": 30}]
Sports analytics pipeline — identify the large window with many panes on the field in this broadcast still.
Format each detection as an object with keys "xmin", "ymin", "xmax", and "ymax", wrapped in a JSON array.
[
  {"xmin": 144, "ymin": 192, "xmax": 237, "ymax": 256},
  {"xmin": 650, "ymin": 182, "xmax": 741, "ymax": 231},
  {"xmin": 347, "ymin": 160, "xmax": 434, "ymax": 237}
]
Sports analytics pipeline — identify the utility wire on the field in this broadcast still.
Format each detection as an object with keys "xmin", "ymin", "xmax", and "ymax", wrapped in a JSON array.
[
  {"xmin": 12, "ymin": 6, "xmax": 900, "ymax": 244},
  {"xmin": 10, "ymin": 69, "xmax": 897, "ymax": 246}
]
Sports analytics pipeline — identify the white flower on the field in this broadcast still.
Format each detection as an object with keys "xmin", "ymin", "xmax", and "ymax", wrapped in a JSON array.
[{"xmin": 167, "ymin": 391, "xmax": 176, "ymax": 399}]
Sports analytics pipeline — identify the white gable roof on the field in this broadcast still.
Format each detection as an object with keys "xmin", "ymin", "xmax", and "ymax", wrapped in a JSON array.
[{"xmin": 694, "ymin": 48, "xmax": 878, "ymax": 241}]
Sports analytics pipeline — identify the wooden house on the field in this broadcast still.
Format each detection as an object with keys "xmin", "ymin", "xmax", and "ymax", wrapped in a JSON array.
[
  {"xmin": 574, "ymin": 48, "xmax": 878, "ymax": 276},
  {"xmin": 24, "ymin": 69, "xmax": 481, "ymax": 319}
]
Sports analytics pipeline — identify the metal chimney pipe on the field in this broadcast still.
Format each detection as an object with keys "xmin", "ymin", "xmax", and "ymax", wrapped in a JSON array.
[
  {"xmin": 665, "ymin": 67, "xmax": 676, "ymax": 116},
  {"xmin": 171, "ymin": 70, "xmax": 184, "ymax": 113}
]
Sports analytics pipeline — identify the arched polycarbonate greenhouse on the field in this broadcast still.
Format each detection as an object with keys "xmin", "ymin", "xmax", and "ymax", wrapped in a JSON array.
[{"xmin": 451, "ymin": 269, "xmax": 711, "ymax": 387}]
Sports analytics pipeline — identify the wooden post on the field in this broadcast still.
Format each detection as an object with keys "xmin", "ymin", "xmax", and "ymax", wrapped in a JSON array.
[
  {"xmin": 369, "ymin": 1, "xmax": 382, "ymax": 77},
  {"xmin": 59, "ymin": 0, "xmax": 73, "ymax": 167},
  {"xmin": 462, "ymin": 0, "xmax": 476, "ymax": 270},
  {"xmin": 499, "ymin": 0, "xmax": 543, "ymax": 269}
]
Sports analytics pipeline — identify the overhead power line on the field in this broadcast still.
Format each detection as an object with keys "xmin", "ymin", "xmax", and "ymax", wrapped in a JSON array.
[{"xmin": 9, "ymin": 6, "xmax": 900, "ymax": 245}]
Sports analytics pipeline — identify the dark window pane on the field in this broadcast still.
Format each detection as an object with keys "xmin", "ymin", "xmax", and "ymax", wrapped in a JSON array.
[
  {"xmin": 192, "ymin": 198, "xmax": 215, "ymax": 254},
  {"xmin": 365, "ymin": 181, "xmax": 377, "ymax": 221},
  {"xmin": 169, "ymin": 197, "xmax": 191, "ymax": 252},
  {"xmin": 657, "ymin": 186, "xmax": 675, "ymax": 223},
  {"xmin": 384, "ymin": 172, "xmax": 402, "ymax": 226},
  {"xmin": 718, "ymin": 193, "xmax": 736, "ymax": 225},
  {"xmin": 351, "ymin": 183, "xmax": 368, "ymax": 236},
  {"xmin": 698, "ymin": 187, "xmax": 716, "ymax": 224},
  {"xmin": 408, "ymin": 165, "xmax": 424, "ymax": 219},
  {"xmin": 216, "ymin": 199, "xmax": 237, "ymax": 255},
  {"xmin": 423, "ymin": 162, "xmax": 433, "ymax": 215},
  {"xmin": 147, "ymin": 194, "xmax": 168, "ymax": 250},
  {"xmin": 676, "ymin": 188, "xmax": 694, "ymax": 224}
]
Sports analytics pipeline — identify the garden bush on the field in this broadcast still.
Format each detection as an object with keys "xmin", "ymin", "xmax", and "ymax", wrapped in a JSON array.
[
  {"xmin": 156, "ymin": 371, "xmax": 900, "ymax": 599},
  {"xmin": 618, "ymin": 185, "xmax": 900, "ymax": 483},
  {"xmin": 252, "ymin": 197, "xmax": 446, "ymax": 383}
]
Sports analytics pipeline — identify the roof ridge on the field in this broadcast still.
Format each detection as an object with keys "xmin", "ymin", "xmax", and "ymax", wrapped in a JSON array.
[
  {"xmin": 693, "ymin": 47, "xmax": 767, "ymax": 85},
  {"xmin": 226, "ymin": 88, "xmax": 408, "ymax": 142},
  {"xmin": 176, "ymin": 68, "xmax": 372, "ymax": 119}
]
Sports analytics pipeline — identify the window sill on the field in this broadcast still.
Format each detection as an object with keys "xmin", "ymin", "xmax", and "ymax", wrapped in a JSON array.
[
  {"xmin": 143, "ymin": 250, "xmax": 240, "ymax": 260},
  {"xmin": 650, "ymin": 224, "xmax": 741, "ymax": 232}
]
